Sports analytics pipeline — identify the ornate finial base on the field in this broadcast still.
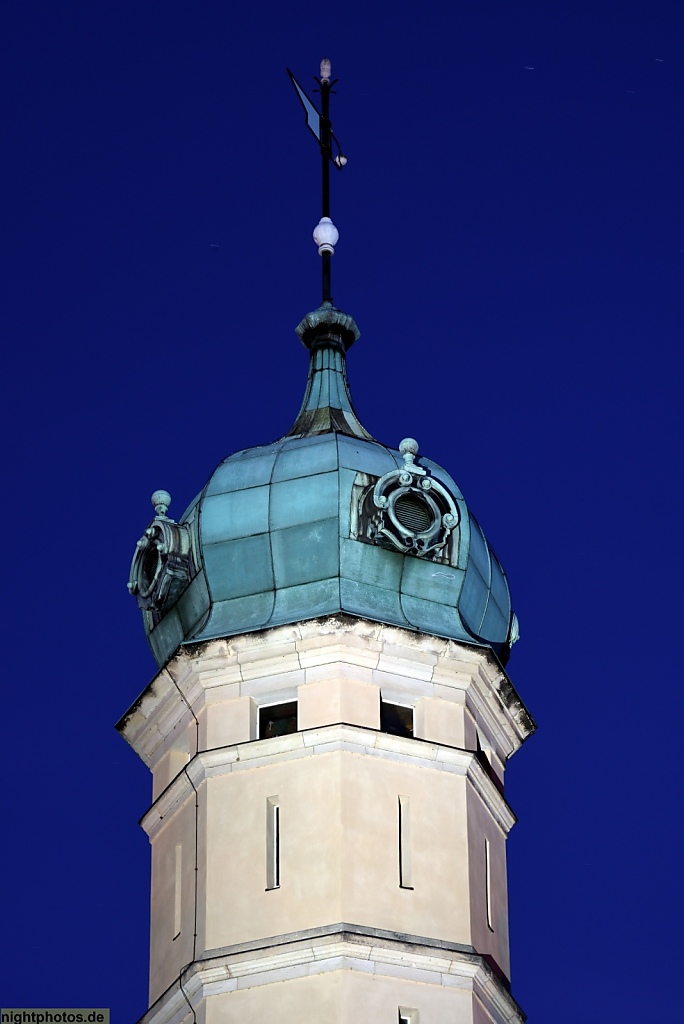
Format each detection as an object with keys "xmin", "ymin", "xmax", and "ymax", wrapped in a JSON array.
[
  {"xmin": 295, "ymin": 303, "xmax": 360, "ymax": 352},
  {"xmin": 287, "ymin": 304, "xmax": 370, "ymax": 439}
]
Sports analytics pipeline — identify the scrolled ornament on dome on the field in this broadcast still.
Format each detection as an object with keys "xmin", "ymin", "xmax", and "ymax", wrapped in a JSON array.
[
  {"xmin": 358, "ymin": 439, "xmax": 460, "ymax": 558},
  {"xmin": 127, "ymin": 491, "xmax": 193, "ymax": 613}
]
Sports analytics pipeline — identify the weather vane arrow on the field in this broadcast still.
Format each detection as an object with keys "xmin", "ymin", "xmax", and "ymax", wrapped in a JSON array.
[{"xmin": 287, "ymin": 59, "xmax": 347, "ymax": 305}]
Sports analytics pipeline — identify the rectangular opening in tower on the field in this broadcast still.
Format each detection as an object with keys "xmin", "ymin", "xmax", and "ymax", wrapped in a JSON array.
[
  {"xmin": 398, "ymin": 1008, "xmax": 419, "ymax": 1024},
  {"xmin": 258, "ymin": 701, "xmax": 298, "ymax": 739},
  {"xmin": 381, "ymin": 700, "xmax": 414, "ymax": 738}
]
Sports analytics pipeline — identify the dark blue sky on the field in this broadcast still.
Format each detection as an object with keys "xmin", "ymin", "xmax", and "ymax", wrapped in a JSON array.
[{"xmin": 2, "ymin": 2, "xmax": 682, "ymax": 1020}]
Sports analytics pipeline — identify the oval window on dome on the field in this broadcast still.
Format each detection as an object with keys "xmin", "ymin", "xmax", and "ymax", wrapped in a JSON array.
[
  {"xmin": 393, "ymin": 492, "xmax": 433, "ymax": 533},
  {"xmin": 140, "ymin": 544, "xmax": 161, "ymax": 593}
]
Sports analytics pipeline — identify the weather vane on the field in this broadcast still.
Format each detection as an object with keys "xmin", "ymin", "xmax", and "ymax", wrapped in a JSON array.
[{"xmin": 287, "ymin": 59, "xmax": 347, "ymax": 306}]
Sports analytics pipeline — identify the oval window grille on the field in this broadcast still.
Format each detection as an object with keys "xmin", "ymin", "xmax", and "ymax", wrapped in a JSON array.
[{"xmin": 394, "ymin": 493, "xmax": 433, "ymax": 533}]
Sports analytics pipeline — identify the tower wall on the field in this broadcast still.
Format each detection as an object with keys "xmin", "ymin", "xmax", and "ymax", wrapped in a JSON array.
[{"xmin": 119, "ymin": 617, "xmax": 531, "ymax": 1024}]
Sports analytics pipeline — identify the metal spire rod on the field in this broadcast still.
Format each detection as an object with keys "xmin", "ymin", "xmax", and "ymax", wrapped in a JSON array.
[
  {"xmin": 319, "ymin": 64, "xmax": 332, "ymax": 302},
  {"xmin": 288, "ymin": 59, "xmax": 347, "ymax": 307}
]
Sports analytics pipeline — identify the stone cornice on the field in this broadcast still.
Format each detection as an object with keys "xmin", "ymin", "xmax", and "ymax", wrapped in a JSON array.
[
  {"xmin": 119, "ymin": 617, "xmax": 535, "ymax": 768},
  {"xmin": 140, "ymin": 723, "xmax": 517, "ymax": 840},
  {"xmin": 137, "ymin": 924, "xmax": 525, "ymax": 1024}
]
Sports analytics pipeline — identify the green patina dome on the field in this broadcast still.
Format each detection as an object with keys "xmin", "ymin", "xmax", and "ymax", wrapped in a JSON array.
[{"xmin": 129, "ymin": 303, "xmax": 519, "ymax": 668}]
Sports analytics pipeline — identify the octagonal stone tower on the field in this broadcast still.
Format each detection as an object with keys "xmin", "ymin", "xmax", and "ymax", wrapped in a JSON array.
[{"xmin": 120, "ymin": 299, "xmax": 535, "ymax": 1024}]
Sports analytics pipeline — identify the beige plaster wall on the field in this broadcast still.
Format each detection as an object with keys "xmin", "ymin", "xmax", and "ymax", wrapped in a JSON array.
[
  {"xmin": 298, "ymin": 676, "xmax": 380, "ymax": 730},
  {"xmin": 196, "ymin": 748, "xmax": 474, "ymax": 953},
  {"xmin": 340, "ymin": 753, "xmax": 472, "ymax": 944},
  {"xmin": 148, "ymin": 737, "xmax": 513, "ymax": 1004},
  {"xmin": 343, "ymin": 969, "xmax": 474, "ymax": 1024},
  {"xmin": 473, "ymin": 995, "xmax": 497, "ymax": 1024},
  {"xmin": 206, "ymin": 972, "xmax": 343, "ymax": 1024},
  {"xmin": 415, "ymin": 695, "xmax": 471, "ymax": 749},
  {"xmin": 466, "ymin": 785, "xmax": 511, "ymax": 979},
  {"xmin": 152, "ymin": 720, "xmax": 195, "ymax": 801},
  {"xmin": 149, "ymin": 793, "xmax": 197, "ymax": 1002},
  {"xmin": 203, "ymin": 752, "xmax": 344, "ymax": 950},
  {"xmin": 205, "ymin": 969, "xmax": 477, "ymax": 1024},
  {"xmin": 149, "ymin": 744, "xmax": 512, "ymax": 1002},
  {"xmin": 199, "ymin": 695, "xmax": 257, "ymax": 749}
]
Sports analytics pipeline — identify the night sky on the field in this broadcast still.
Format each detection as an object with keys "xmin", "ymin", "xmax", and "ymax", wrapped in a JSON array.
[{"xmin": 2, "ymin": 2, "xmax": 683, "ymax": 1020}]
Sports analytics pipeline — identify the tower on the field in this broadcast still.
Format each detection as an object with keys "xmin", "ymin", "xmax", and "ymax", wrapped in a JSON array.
[{"xmin": 119, "ymin": 61, "xmax": 535, "ymax": 1024}]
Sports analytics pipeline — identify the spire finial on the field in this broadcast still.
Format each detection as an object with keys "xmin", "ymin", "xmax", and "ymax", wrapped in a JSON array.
[
  {"xmin": 287, "ymin": 60, "xmax": 348, "ymax": 304},
  {"xmin": 313, "ymin": 216, "xmax": 339, "ymax": 255}
]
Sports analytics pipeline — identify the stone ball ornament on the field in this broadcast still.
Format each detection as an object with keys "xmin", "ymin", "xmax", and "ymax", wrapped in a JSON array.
[
  {"xmin": 399, "ymin": 437, "xmax": 419, "ymax": 458},
  {"xmin": 151, "ymin": 489, "xmax": 172, "ymax": 517}
]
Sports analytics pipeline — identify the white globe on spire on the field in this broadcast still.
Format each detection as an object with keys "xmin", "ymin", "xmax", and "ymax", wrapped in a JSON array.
[{"xmin": 313, "ymin": 216, "xmax": 339, "ymax": 255}]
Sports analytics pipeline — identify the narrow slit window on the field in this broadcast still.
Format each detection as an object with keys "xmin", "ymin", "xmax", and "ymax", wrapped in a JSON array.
[
  {"xmin": 266, "ymin": 797, "xmax": 280, "ymax": 889},
  {"xmin": 398, "ymin": 795, "xmax": 413, "ymax": 889},
  {"xmin": 258, "ymin": 701, "xmax": 298, "ymax": 739},
  {"xmin": 485, "ymin": 837, "xmax": 493, "ymax": 931},
  {"xmin": 381, "ymin": 700, "xmax": 414, "ymax": 738},
  {"xmin": 173, "ymin": 843, "xmax": 182, "ymax": 939}
]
